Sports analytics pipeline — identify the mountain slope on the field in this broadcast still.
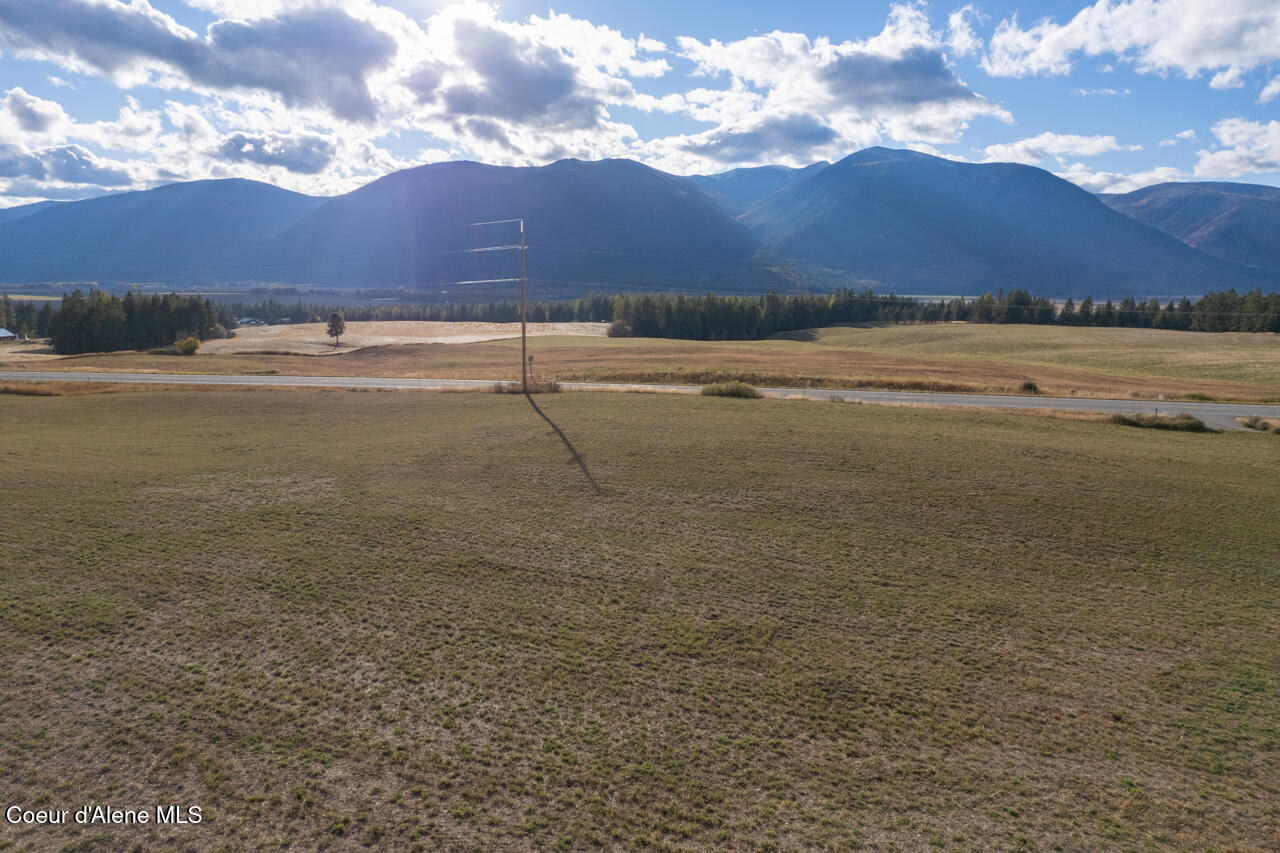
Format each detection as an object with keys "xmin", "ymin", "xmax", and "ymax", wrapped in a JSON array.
[
  {"xmin": 1099, "ymin": 182, "xmax": 1280, "ymax": 273},
  {"xmin": 682, "ymin": 162, "xmax": 829, "ymax": 216},
  {"xmin": 0, "ymin": 180, "xmax": 327, "ymax": 283},
  {"xmin": 744, "ymin": 148, "xmax": 1274, "ymax": 296},
  {"xmin": 257, "ymin": 158, "xmax": 761, "ymax": 288},
  {"xmin": 0, "ymin": 200, "xmax": 59, "ymax": 225}
]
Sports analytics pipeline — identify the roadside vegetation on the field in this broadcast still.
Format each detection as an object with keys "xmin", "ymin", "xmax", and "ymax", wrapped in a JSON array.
[
  {"xmin": 3, "ymin": 390, "xmax": 1278, "ymax": 850},
  {"xmin": 1109, "ymin": 412, "xmax": 1211, "ymax": 431},
  {"xmin": 701, "ymin": 381, "xmax": 763, "ymax": 398},
  {"xmin": 1238, "ymin": 414, "xmax": 1280, "ymax": 433}
]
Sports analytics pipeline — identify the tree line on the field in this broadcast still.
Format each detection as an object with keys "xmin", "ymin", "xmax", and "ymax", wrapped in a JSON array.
[
  {"xmin": 0, "ymin": 295, "xmax": 55, "ymax": 339},
  {"xmin": 6, "ymin": 286, "xmax": 1278, "ymax": 355},
  {"xmin": 225, "ymin": 294, "xmax": 616, "ymax": 325},
  {"xmin": 605, "ymin": 288, "xmax": 1280, "ymax": 340},
  {"xmin": 37, "ymin": 290, "xmax": 239, "ymax": 354}
]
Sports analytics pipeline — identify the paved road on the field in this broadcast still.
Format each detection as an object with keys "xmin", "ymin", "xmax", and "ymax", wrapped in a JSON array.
[{"xmin": 6, "ymin": 369, "xmax": 1279, "ymax": 430}]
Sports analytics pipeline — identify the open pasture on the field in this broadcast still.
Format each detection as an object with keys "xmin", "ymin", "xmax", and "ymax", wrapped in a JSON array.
[
  {"xmin": 2, "ymin": 389, "xmax": 1278, "ymax": 850},
  {"xmin": 16, "ymin": 323, "xmax": 1280, "ymax": 402}
]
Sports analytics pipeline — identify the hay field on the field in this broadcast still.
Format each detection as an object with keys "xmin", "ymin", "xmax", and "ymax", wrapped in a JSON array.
[{"xmin": 2, "ymin": 389, "xmax": 1278, "ymax": 850}]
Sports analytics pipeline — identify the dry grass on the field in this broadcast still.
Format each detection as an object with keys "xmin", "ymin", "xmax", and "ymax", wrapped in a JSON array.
[
  {"xmin": 490, "ymin": 379, "xmax": 562, "ymax": 394},
  {"xmin": 1109, "ymin": 412, "xmax": 1212, "ymax": 431},
  {"xmin": 19, "ymin": 323, "xmax": 1280, "ymax": 403},
  {"xmin": 1237, "ymin": 415, "xmax": 1280, "ymax": 433},
  {"xmin": 201, "ymin": 320, "xmax": 610, "ymax": 355},
  {"xmin": 0, "ymin": 380, "xmax": 181, "ymax": 396},
  {"xmin": 2, "ymin": 391, "xmax": 1278, "ymax": 851}
]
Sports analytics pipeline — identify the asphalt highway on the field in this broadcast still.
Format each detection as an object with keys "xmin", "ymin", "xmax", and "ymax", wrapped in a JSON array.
[{"xmin": 5, "ymin": 369, "xmax": 1279, "ymax": 430}]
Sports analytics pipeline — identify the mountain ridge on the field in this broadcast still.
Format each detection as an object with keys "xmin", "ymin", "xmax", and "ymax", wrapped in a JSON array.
[{"xmin": 0, "ymin": 149, "xmax": 1274, "ymax": 297}]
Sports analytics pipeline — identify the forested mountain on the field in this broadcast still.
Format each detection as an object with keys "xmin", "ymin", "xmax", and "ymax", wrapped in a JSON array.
[
  {"xmin": 254, "ymin": 158, "xmax": 760, "ymax": 289},
  {"xmin": 682, "ymin": 162, "xmax": 829, "ymax": 215},
  {"xmin": 742, "ymin": 147, "xmax": 1274, "ymax": 296},
  {"xmin": 0, "ymin": 149, "xmax": 1275, "ymax": 297},
  {"xmin": 1100, "ymin": 182, "xmax": 1280, "ymax": 273},
  {"xmin": 0, "ymin": 179, "xmax": 325, "ymax": 283},
  {"xmin": 0, "ymin": 200, "xmax": 59, "ymax": 225}
]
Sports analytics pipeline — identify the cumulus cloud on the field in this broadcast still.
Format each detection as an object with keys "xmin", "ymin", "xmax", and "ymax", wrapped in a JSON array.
[
  {"xmin": 43, "ymin": 144, "xmax": 132, "ymax": 185},
  {"xmin": 1055, "ymin": 161, "xmax": 1185, "ymax": 193},
  {"xmin": 1260, "ymin": 77, "xmax": 1280, "ymax": 104},
  {"xmin": 3, "ymin": 87, "xmax": 69, "ymax": 133},
  {"xmin": 440, "ymin": 18, "xmax": 602, "ymax": 129},
  {"xmin": 0, "ymin": 143, "xmax": 133, "ymax": 187},
  {"xmin": 663, "ymin": 2, "xmax": 1009, "ymax": 169},
  {"xmin": 1194, "ymin": 118, "xmax": 1280, "ymax": 177},
  {"xmin": 0, "ymin": 0, "xmax": 397, "ymax": 121},
  {"xmin": 1158, "ymin": 128, "xmax": 1197, "ymax": 146},
  {"xmin": 983, "ymin": 0, "xmax": 1280, "ymax": 86},
  {"xmin": 981, "ymin": 132, "xmax": 1141, "ymax": 165},
  {"xmin": 680, "ymin": 113, "xmax": 838, "ymax": 162},
  {"xmin": 947, "ymin": 5, "xmax": 982, "ymax": 58},
  {"xmin": 0, "ymin": 143, "xmax": 46, "ymax": 179},
  {"xmin": 216, "ymin": 132, "xmax": 337, "ymax": 174}
]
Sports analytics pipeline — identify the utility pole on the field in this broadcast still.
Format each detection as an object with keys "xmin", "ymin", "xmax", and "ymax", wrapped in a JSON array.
[
  {"xmin": 468, "ymin": 218, "xmax": 527, "ymax": 391},
  {"xmin": 520, "ymin": 218, "xmax": 527, "ymax": 392}
]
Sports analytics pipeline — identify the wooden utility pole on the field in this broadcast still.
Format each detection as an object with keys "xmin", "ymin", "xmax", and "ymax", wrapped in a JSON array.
[
  {"xmin": 520, "ymin": 219, "xmax": 527, "ymax": 392},
  {"xmin": 468, "ymin": 218, "xmax": 527, "ymax": 391}
]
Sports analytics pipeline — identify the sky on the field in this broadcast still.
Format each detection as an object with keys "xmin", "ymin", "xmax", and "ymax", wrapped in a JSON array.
[{"xmin": 0, "ymin": 0, "xmax": 1277, "ymax": 207}]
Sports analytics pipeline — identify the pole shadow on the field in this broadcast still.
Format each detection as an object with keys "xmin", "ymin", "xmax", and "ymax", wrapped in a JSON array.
[{"xmin": 523, "ymin": 392, "xmax": 602, "ymax": 495}]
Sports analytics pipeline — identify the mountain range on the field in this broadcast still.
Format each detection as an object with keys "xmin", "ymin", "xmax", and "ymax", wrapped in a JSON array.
[
  {"xmin": 0, "ymin": 147, "xmax": 1276, "ymax": 298},
  {"xmin": 1100, "ymin": 182, "xmax": 1280, "ymax": 274}
]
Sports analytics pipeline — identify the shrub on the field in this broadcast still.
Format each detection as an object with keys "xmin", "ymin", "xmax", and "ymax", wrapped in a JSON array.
[
  {"xmin": 606, "ymin": 322, "xmax": 632, "ymax": 338},
  {"xmin": 702, "ymin": 381, "xmax": 763, "ymax": 399},
  {"xmin": 174, "ymin": 336, "xmax": 201, "ymax": 355},
  {"xmin": 1110, "ymin": 413, "xmax": 1210, "ymax": 432},
  {"xmin": 1019, "ymin": 380, "xmax": 1040, "ymax": 394},
  {"xmin": 1238, "ymin": 415, "xmax": 1280, "ymax": 433}
]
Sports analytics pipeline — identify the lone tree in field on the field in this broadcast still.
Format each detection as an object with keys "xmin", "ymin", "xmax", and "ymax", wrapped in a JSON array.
[{"xmin": 326, "ymin": 312, "xmax": 346, "ymax": 347}]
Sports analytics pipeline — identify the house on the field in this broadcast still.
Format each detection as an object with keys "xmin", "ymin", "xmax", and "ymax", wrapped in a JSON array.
[{"xmin": 0, "ymin": 328, "xmax": 16, "ymax": 342}]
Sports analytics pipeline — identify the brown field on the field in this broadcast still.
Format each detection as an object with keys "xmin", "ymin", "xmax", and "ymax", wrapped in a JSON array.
[
  {"xmin": 2, "ymin": 389, "xmax": 1279, "ymax": 851},
  {"xmin": 13, "ymin": 322, "xmax": 1280, "ymax": 402}
]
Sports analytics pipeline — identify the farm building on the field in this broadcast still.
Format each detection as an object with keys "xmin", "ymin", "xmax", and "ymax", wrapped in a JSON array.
[{"xmin": 0, "ymin": 328, "xmax": 16, "ymax": 342}]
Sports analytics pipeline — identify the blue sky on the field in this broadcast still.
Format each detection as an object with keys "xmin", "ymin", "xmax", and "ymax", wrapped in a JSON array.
[{"xmin": 0, "ymin": 0, "xmax": 1277, "ymax": 206}]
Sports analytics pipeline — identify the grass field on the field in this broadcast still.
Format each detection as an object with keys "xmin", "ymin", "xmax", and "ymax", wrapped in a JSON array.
[
  {"xmin": 14, "ymin": 323, "xmax": 1280, "ymax": 402},
  {"xmin": 2, "ymin": 389, "xmax": 1278, "ymax": 851}
]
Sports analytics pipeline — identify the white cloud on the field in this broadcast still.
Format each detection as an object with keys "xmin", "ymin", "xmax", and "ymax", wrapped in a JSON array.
[
  {"xmin": 1194, "ymin": 118, "xmax": 1280, "ymax": 177},
  {"xmin": 658, "ymin": 2, "xmax": 1009, "ymax": 170},
  {"xmin": 1072, "ymin": 87, "xmax": 1129, "ymax": 96},
  {"xmin": 983, "ymin": 0, "xmax": 1280, "ymax": 87},
  {"xmin": 1158, "ymin": 128, "xmax": 1197, "ymax": 146},
  {"xmin": 982, "ymin": 132, "xmax": 1141, "ymax": 165},
  {"xmin": 1260, "ymin": 76, "xmax": 1280, "ymax": 104},
  {"xmin": 0, "ymin": 0, "xmax": 399, "ymax": 121},
  {"xmin": 1209, "ymin": 66, "xmax": 1244, "ymax": 89},
  {"xmin": 1055, "ymin": 162, "xmax": 1185, "ymax": 193},
  {"xmin": 946, "ymin": 5, "xmax": 982, "ymax": 58}
]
